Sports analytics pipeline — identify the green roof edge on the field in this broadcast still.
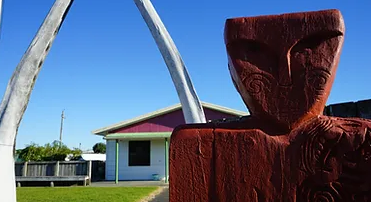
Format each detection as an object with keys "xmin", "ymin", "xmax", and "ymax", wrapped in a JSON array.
[{"xmin": 104, "ymin": 132, "xmax": 172, "ymax": 140}]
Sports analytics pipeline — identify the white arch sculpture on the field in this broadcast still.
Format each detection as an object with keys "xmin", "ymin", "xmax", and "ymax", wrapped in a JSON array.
[{"xmin": 0, "ymin": 0, "xmax": 205, "ymax": 201}]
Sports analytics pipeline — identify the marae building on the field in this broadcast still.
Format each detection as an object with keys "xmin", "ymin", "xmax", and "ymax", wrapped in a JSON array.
[{"xmin": 92, "ymin": 101, "xmax": 248, "ymax": 182}]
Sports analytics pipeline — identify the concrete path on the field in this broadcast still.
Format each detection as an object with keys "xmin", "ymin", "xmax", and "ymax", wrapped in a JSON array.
[
  {"xmin": 146, "ymin": 187, "xmax": 169, "ymax": 202},
  {"xmin": 91, "ymin": 181, "xmax": 169, "ymax": 202},
  {"xmin": 90, "ymin": 181, "xmax": 168, "ymax": 187}
]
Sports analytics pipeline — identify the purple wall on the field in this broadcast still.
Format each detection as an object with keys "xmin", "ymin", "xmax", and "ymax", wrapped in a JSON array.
[{"xmin": 111, "ymin": 108, "xmax": 243, "ymax": 133}]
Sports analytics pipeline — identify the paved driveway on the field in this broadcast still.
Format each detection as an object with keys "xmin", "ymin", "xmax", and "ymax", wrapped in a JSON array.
[
  {"xmin": 148, "ymin": 187, "xmax": 169, "ymax": 202},
  {"xmin": 91, "ymin": 181, "xmax": 169, "ymax": 202},
  {"xmin": 90, "ymin": 181, "xmax": 168, "ymax": 187}
]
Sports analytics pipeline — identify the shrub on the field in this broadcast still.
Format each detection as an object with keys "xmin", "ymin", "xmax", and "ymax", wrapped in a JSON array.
[{"xmin": 18, "ymin": 141, "xmax": 82, "ymax": 161}]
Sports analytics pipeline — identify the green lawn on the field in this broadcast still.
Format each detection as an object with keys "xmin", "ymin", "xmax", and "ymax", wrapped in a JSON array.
[{"xmin": 17, "ymin": 187, "xmax": 158, "ymax": 202}]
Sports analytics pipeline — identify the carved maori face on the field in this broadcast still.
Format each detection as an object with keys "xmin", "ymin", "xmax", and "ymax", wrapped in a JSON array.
[{"xmin": 225, "ymin": 9, "xmax": 345, "ymax": 129}]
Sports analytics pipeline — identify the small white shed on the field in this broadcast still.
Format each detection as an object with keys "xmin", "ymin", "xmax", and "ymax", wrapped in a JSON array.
[{"xmin": 79, "ymin": 153, "xmax": 106, "ymax": 162}]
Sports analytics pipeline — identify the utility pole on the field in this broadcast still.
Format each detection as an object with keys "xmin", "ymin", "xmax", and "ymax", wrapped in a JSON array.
[{"xmin": 59, "ymin": 110, "xmax": 65, "ymax": 146}]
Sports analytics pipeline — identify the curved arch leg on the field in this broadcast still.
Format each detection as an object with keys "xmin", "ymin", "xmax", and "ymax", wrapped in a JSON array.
[
  {"xmin": 134, "ymin": 0, "xmax": 206, "ymax": 124},
  {"xmin": 0, "ymin": 1, "xmax": 74, "ymax": 201}
]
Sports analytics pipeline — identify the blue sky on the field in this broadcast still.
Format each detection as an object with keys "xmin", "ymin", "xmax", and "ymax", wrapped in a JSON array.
[{"xmin": 0, "ymin": 0, "xmax": 370, "ymax": 150}]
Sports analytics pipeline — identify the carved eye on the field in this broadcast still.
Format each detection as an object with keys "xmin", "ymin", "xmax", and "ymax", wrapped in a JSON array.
[
  {"xmin": 228, "ymin": 40, "xmax": 265, "ymax": 59},
  {"xmin": 242, "ymin": 41, "xmax": 261, "ymax": 56},
  {"xmin": 291, "ymin": 31, "xmax": 342, "ymax": 64},
  {"xmin": 294, "ymin": 48, "xmax": 312, "ymax": 58},
  {"xmin": 290, "ymin": 31, "xmax": 342, "ymax": 80},
  {"xmin": 292, "ymin": 31, "xmax": 342, "ymax": 52},
  {"xmin": 227, "ymin": 39, "xmax": 278, "ymax": 74}
]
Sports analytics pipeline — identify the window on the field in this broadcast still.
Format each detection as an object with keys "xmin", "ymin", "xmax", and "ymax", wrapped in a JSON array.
[{"xmin": 128, "ymin": 141, "xmax": 151, "ymax": 166}]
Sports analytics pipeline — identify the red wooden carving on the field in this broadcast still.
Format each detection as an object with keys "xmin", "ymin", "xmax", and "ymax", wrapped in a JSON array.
[{"xmin": 170, "ymin": 9, "xmax": 371, "ymax": 202}]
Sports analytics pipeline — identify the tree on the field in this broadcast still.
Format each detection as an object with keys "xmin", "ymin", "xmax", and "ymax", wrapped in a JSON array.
[
  {"xmin": 93, "ymin": 142, "xmax": 106, "ymax": 154},
  {"xmin": 18, "ymin": 141, "xmax": 82, "ymax": 161},
  {"xmin": 18, "ymin": 143, "xmax": 44, "ymax": 161}
]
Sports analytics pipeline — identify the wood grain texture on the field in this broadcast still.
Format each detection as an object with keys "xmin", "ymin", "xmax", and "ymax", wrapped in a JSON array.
[
  {"xmin": 170, "ymin": 117, "xmax": 371, "ymax": 202},
  {"xmin": 225, "ymin": 9, "xmax": 344, "ymax": 130},
  {"xmin": 170, "ymin": 9, "xmax": 371, "ymax": 202},
  {"xmin": 0, "ymin": 1, "xmax": 74, "ymax": 201}
]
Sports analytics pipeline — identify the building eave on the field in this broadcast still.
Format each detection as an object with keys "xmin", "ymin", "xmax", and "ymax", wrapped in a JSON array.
[
  {"xmin": 92, "ymin": 101, "xmax": 249, "ymax": 136},
  {"xmin": 104, "ymin": 132, "xmax": 172, "ymax": 140},
  {"xmin": 92, "ymin": 103, "xmax": 182, "ymax": 135},
  {"xmin": 200, "ymin": 101, "xmax": 248, "ymax": 117}
]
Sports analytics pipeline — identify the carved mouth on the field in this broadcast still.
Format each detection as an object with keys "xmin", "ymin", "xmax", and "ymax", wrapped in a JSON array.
[
  {"xmin": 276, "ymin": 110, "xmax": 304, "ymax": 120},
  {"xmin": 279, "ymin": 110, "xmax": 301, "ymax": 114}
]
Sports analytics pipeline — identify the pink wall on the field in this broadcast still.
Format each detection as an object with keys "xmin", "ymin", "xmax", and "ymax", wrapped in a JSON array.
[{"xmin": 111, "ymin": 108, "xmax": 243, "ymax": 133}]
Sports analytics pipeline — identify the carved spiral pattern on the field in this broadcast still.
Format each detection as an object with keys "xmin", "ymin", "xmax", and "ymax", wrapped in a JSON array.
[
  {"xmin": 301, "ymin": 119, "xmax": 333, "ymax": 175},
  {"xmin": 298, "ymin": 181, "xmax": 342, "ymax": 202},
  {"xmin": 242, "ymin": 73, "xmax": 273, "ymax": 94},
  {"xmin": 298, "ymin": 119, "xmax": 371, "ymax": 201},
  {"xmin": 311, "ymin": 192, "xmax": 335, "ymax": 202},
  {"xmin": 307, "ymin": 68, "xmax": 331, "ymax": 94}
]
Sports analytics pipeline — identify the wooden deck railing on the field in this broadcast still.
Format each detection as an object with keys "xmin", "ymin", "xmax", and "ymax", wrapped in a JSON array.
[{"xmin": 15, "ymin": 161, "xmax": 92, "ymax": 187}]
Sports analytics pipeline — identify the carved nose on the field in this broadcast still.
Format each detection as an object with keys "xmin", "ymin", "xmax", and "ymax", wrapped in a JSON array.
[{"xmin": 278, "ymin": 54, "xmax": 292, "ymax": 86}]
